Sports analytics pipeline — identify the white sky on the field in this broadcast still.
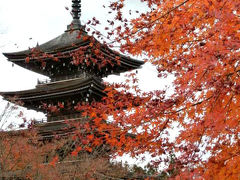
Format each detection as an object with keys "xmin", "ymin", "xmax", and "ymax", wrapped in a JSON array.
[
  {"xmin": 0, "ymin": 0, "xmax": 176, "ymax": 168},
  {"xmin": 0, "ymin": 0, "xmax": 174, "ymax": 105}
]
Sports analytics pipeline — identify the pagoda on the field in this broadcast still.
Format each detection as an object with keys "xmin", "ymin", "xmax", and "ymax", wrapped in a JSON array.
[{"xmin": 1, "ymin": 0, "xmax": 144, "ymax": 134}]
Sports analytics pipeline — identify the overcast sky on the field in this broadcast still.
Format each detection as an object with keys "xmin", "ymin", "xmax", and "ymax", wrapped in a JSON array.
[
  {"xmin": 0, "ymin": 0, "xmax": 177, "ymax": 168},
  {"xmin": 0, "ymin": 0, "xmax": 174, "ymax": 121}
]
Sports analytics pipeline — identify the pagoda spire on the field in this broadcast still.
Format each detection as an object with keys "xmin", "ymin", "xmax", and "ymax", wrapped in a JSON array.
[
  {"xmin": 67, "ymin": 0, "xmax": 83, "ymax": 31},
  {"xmin": 72, "ymin": 0, "xmax": 81, "ymax": 20}
]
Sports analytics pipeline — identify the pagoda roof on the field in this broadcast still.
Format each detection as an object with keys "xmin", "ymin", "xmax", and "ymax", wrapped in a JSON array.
[
  {"xmin": 3, "ymin": 29, "xmax": 144, "ymax": 77},
  {"xmin": 1, "ymin": 0, "xmax": 145, "ymax": 117},
  {"xmin": 0, "ymin": 76, "xmax": 105, "ymax": 110},
  {"xmin": 3, "ymin": 30, "xmax": 88, "ymax": 59}
]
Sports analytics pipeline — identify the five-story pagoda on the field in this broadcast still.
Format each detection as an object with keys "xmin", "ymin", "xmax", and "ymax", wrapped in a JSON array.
[{"xmin": 1, "ymin": 0, "xmax": 144, "ymax": 129}]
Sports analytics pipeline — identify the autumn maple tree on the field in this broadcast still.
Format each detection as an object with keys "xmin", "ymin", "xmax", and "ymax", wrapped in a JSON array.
[
  {"xmin": 1, "ymin": 0, "xmax": 240, "ymax": 179},
  {"xmin": 73, "ymin": 0, "xmax": 240, "ymax": 179}
]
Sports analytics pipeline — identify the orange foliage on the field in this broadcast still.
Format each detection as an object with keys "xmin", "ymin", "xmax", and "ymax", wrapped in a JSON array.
[
  {"xmin": 72, "ymin": 0, "xmax": 240, "ymax": 179},
  {"xmin": 3, "ymin": 0, "xmax": 240, "ymax": 179}
]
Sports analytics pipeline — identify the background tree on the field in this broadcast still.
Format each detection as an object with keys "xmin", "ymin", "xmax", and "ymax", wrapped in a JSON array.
[
  {"xmin": 1, "ymin": 0, "xmax": 240, "ymax": 179},
  {"xmin": 0, "ymin": 101, "xmax": 154, "ymax": 180},
  {"xmin": 74, "ymin": 0, "xmax": 240, "ymax": 179}
]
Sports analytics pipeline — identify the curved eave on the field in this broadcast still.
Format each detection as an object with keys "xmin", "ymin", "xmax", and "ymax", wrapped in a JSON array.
[
  {"xmin": 0, "ymin": 77, "xmax": 105, "ymax": 102},
  {"xmin": 4, "ymin": 43, "xmax": 144, "ymax": 71},
  {"xmin": 99, "ymin": 46, "xmax": 144, "ymax": 71},
  {"xmin": 100, "ymin": 45, "xmax": 144, "ymax": 67}
]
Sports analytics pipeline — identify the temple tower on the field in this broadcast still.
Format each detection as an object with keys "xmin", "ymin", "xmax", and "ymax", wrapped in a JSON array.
[{"xmin": 1, "ymin": 0, "xmax": 144, "ymax": 134}]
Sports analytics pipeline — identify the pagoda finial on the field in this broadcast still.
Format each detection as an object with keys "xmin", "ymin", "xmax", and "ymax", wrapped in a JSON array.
[
  {"xmin": 72, "ymin": 0, "xmax": 81, "ymax": 20},
  {"xmin": 67, "ymin": 0, "xmax": 83, "ymax": 31}
]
